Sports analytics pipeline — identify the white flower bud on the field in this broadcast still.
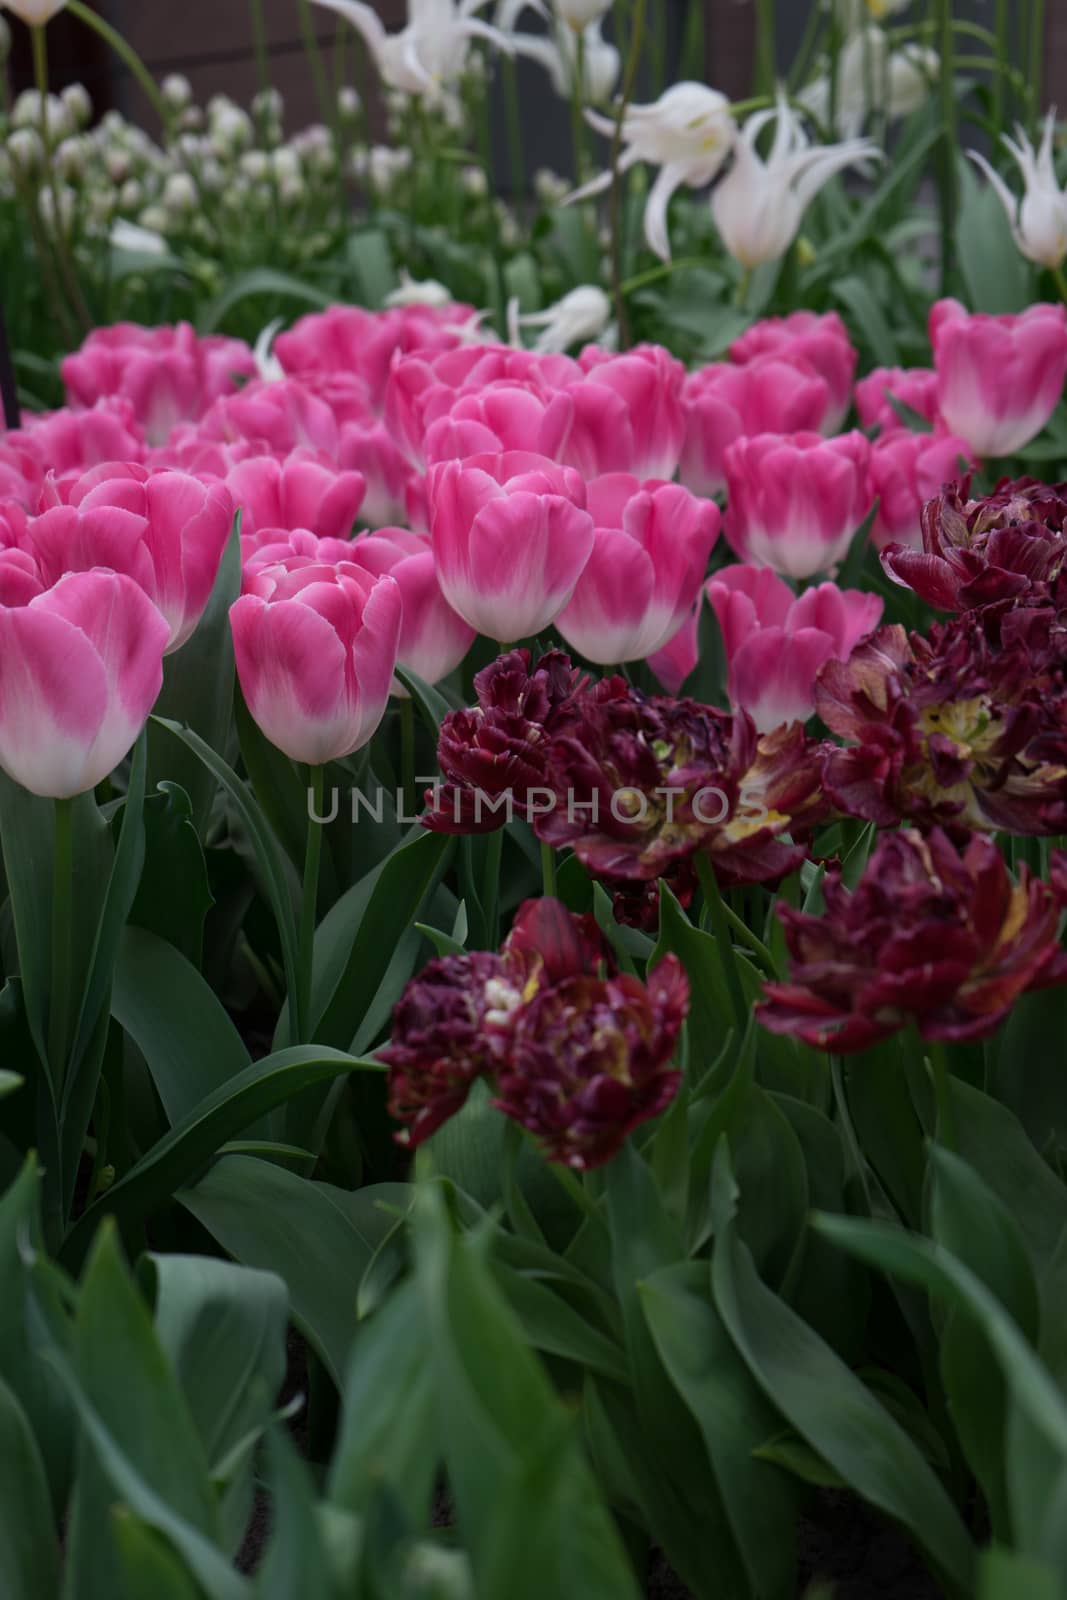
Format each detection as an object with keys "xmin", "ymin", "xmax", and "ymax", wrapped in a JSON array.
[
  {"xmin": 138, "ymin": 204, "xmax": 170, "ymax": 234},
  {"xmin": 61, "ymin": 83, "xmax": 92, "ymax": 129},
  {"xmin": 252, "ymin": 87, "xmax": 284, "ymax": 123},
  {"xmin": 7, "ymin": 127, "xmax": 44, "ymax": 175},
  {"xmin": 278, "ymin": 173, "xmax": 305, "ymax": 206},
  {"xmin": 271, "ymin": 146, "xmax": 301, "ymax": 182},
  {"xmin": 161, "ymin": 73, "xmax": 193, "ymax": 111},
  {"xmin": 461, "ymin": 165, "xmax": 488, "ymax": 198},
  {"xmin": 337, "ymin": 86, "xmax": 361, "ymax": 121},
  {"xmin": 38, "ymin": 183, "xmax": 76, "ymax": 235},
  {"xmin": 119, "ymin": 178, "xmax": 144, "ymax": 211},
  {"xmin": 163, "ymin": 171, "xmax": 198, "ymax": 213},
  {"xmin": 240, "ymin": 149, "xmax": 270, "ymax": 182}
]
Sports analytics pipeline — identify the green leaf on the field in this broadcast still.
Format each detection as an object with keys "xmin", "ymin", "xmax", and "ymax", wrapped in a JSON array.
[
  {"xmin": 395, "ymin": 665, "xmax": 456, "ymax": 737},
  {"xmin": 413, "ymin": 1180, "xmax": 641, "ymax": 1600},
  {"xmin": 832, "ymin": 275, "xmax": 898, "ymax": 367},
  {"xmin": 150, "ymin": 1253, "xmax": 288, "ymax": 1550},
  {"xmin": 129, "ymin": 782, "xmax": 214, "ymax": 965},
  {"xmin": 711, "ymin": 1150, "xmax": 974, "ymax": 1590},
  {"xmin": 950, "ymin": 1077, "xmax": 1067, "ymax": 1278},
  {"xmin": 257, "ymin": 1429, "xmax": 336, "ymax": 1599},
  {"xmin": 956, "ymin": 156, "xmax": 1034, "ymax": 315},
  {"xmin": 976, "ymin": 1546, "xmax": 1062, "ymax": 1600},
  {"xmin": 0, "ymin": 1071, "xmax": 22, "ymax": 1100},
  {"xmin": 149, "ymin": 520, "xmax": 242, "ymax": 835},
  {"xmin": 0, "ymin": 1375, "xmax": 60, "ymax": 1599},
  {"xmin": 494, "ymin": 1262, "xmax": 628, "ymax": 1384},
  {"xmin": 651, "ymin": 882, "xmax": 733, "ymax": 1078},
  {"xmin": 197, "ymin": 269, "xmax": 332, "ymax": 333},
  {"xmin": 346, "ymin": 229, "xmax": 396, "ymax": 307},
  {"xmin": 64, "ymin": 1048, "xmax": 381, "ymax": 1268},
  {"xmin": 180, "ymin": 1153, "xmax": 406, "ymax": 1387},
  {"xmin": 314, "ymin": 830, "xmax": 452, "ymax": 1051},
  {"xmin": 234, "ymin": 688, "xmax": 310, "ymax": 872},
  {"xmin": 641, "ymin": 1261, "xmax": 799, "ymax": 1597},
  {"xmin": 112, "ymin": 1511, "xmax": 206, "ymax": 1600},
  {"xmin": 112, "ymin": 925, "xmax": 251, "ymax": 1124}
]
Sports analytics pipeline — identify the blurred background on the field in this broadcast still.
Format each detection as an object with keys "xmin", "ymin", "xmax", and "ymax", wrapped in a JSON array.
[{"xmin": 8, "ymin": 1, "xmax": 1064, "ymax": 183}]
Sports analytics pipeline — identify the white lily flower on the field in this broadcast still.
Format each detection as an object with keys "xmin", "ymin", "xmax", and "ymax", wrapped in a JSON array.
[
  {"xmin": 309, "ymin": 0, "xmax": 512, "ymax": 100},
  {"xmin": 385, "ymin": 270, "xmax": 455, "ymax": 306},
  {"xmin": 566, "ymin": 81, "xmax": 737, "ymax": 262},
  {"xmin": 711, "ymin": 93, "xmax": 880, "ymax": 269},
  {"xmin": 508, "ymin": 284, "xmax": 613, "ymax": 351},
  {"xmin": 1, "ymin": 0, "xmax": 68, "ymax": 23},
  {"xmin": 801, "ymin": 27, "xmax": 938, "ymax": 140},
  {"xmin": 969, "ymin": 111, "xmax": 1067, "ymax": 272},
  {"xmin": 509, "ymin": 16, "xmax": 619, "ymax": 103}
]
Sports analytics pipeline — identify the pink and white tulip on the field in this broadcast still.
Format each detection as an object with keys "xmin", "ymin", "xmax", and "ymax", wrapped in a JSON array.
[
  {"xmin": 708, "ymin": 563, "xmax": 883, "ymax": 732},
  {"xmin": 724, "ymin": 431, "xmax": 873, "ymax": 579},
  {"xmin": 429, "ymin": 451, "xmax": 594, "ymax": 641},
  {"xmin": 62, "ymin": 322, "xmax": 257, "ymax": 448},
  {"xmin": 646, "ymin": 598, "xmax": 702, "ymax": 694},
  {"xmin": 227, "ymin": 452, "xmax": 366, "ymax": 542},
  {"xmin": 185, "ymin": 379, "xmax": 341, "ymax": 459},
  {"xmin": 275, "ymin": 302, "xmax": 479, "ymax": 411},
  {"xmin": 563, "ymin": 344, "xmax": 686, "ymax": 480},
  {"xmin": 679, "ymin": 357, "xmax": 833, "ymax": 497},
  {"xmin": 854, "ymin": 366, "xmax": 940, "ymax": 433},
  {"xmin": 349, "ymin": 527, "xmax": 475, "ymax": 685},
  {"xmin": 556, "ymin": 474, "xmax": 720, "ymax": 663},
  {"xmin": 868, "ymin": 429, "xmax": 974, "ymax": 550},
  {"xmin": 929, "ymin": 298, "xmax": 1067, "ymax": 458},
  {"xmin": 14, "ymin": 401, "xmax": 146, "ymax": 483},
  {"xmin": 422, "ymin": 382, "xmax": 575, "ymax": 466},
  {"xmin": 24, "ymin": 465, "xmax": 234, "ymax": 653},
  {"xmin": 230, "ymin": 559, "xmax": 402, "ymax": 764},
  {"xmin": 730, "ymin": 311, "xmax": 857, "ymax": 433},
  {"xmin": 0, "ymin": 570, "xmax": 168, "ymax": 797}
]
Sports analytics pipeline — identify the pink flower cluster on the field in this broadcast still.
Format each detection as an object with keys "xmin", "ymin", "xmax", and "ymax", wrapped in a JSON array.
[{"xmin": 1, "ymin": 293, "xmax": 1064, "ymax": 800}]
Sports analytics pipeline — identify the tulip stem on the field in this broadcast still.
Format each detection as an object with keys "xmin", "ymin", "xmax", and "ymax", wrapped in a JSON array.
[
  {"xmin": 49, "ymin": 797, "xmax": 74, "ymax": 1084},
  {"xmin": 65, "ymin": 2, "xmax": 170, "ymax": 127},
  {"xmin": 609, "ymin": 0, "xmax": 647, "ymax": 351},
  {"xmin": 297, "ymin": 765, "xmax": 326, "ymax": 1045},
  {"xmin": 540, "ymin": 841, "xmax": 558, "ymax": 899},
  {"xmin": 548, "ymin": 1156, "xmax": 601, "ymax": 1220},
  {"xmin": 1053, "ymin": 266, "xmax": 1067, "ymax": 309},
  {"xmin": 695, "ymin": 854, "xmax": 748, "ymax": 1031},
  {"xmin": 483, "ymin": 826, "xmax": 504, "ymax": 948},
  {"xmin": 927, "ymin": 1039, "xmax": 957, "ymax": 1151},
  {"xmin": 400, "ymin": 697, "xmax": 416, "ymax": 821}
]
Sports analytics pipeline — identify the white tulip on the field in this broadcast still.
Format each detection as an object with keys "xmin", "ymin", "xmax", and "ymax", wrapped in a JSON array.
[
  {"xmin": 553, "ymin": 0, "xmax": 612, "ymax": 28},
  {"xmin": 711, "ymin": 94, "xmax": 879, "ymax": 269},
  {"xmin": 801, "ymin": 27, "xmax": 938, "ymax": 140},
  {"xmin": 309, "ymin": 0, "xmax": 512, "ymax": 101},
  {"xmin": 510, "ymin": 17, "xmax": 619, "ymax": 104},
  {"xmin": 508, "ymin": 284, "xmax": 612, "ymax": 351},
  {"xmin": 0, "ymin": 0, "xmax": 69, "ymax": 24},
  {"xmin": 970, "ymin": 111, "xmax": 1067, "ymax": 271},
  {"xmin": 568, "ymin": 81, "xmax": 737, "ymax": 261},
  {"xmin": 110, "ymin": 218, "xmax": 168, "ymax": 256},
  {"xmin": 385, "ymin": 269, "xmax": 454, "ymax": 306}
]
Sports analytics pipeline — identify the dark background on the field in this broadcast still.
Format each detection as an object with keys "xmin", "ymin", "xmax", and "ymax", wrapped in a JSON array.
[{"xmin": 6, "ymin": 2, "xmax": 1064, "ymax": 186}]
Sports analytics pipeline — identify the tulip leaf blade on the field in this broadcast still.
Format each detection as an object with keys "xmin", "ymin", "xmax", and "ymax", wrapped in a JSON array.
[{"xmin": 0, "ymin": 1374, "xmax": 61, "ymax": 1600}]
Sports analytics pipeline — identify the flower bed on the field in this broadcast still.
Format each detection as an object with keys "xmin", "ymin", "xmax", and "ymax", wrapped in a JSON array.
[{"xmin": 2, "ymin": 1, "xmax": 1067, "ymax": 1597}]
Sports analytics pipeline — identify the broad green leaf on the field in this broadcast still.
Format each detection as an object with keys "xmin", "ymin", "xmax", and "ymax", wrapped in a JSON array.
[
  {"xmin": 833, "ymin": 275, "xmax": 898, "ymax": 367},
  {"xmin": 641, "ymin": 1261, "xmax": 798, "ymax": 1598},
  {"xmin": 112, "ymin": 925, "xmax": 251, "ymax": 1124},
  {"xmin": 0, "ymin": 1375, "xmax": 60, "ymax": 1600},
  {"xmin": 257, "ymin": 1429, "xmax": 335, "ymax": 1600},
  {"xmin": 413, "ymin": 1179, "xmax": 641, "ymax": 1599},
  {"xmin": 129, "ymin": 782, "xmax": 214, "ymax": 965},
  {"xmin": 150, "ymin": 1254, "xmax": 288, "ymax": 1550},
  {"xmin": 711, "ymin": 1152, "xmax": 974, "ymax": 1590},
  {"xmin": 197, "ymin": 269, "xmax": 332, "ymax": 333},
  {"xmin": 149, "ymin": 521, "xmax": 242, "ymax": 835},
  {"xmin": 950, "ymin": 1078, "xmax": 1067, "ymax": 1278},
  {"xmin": 346, "ymin": 229, "xmax": 396, "ymax": 307},
  {"xmin": 494, "ymin": 1262, "xmax": 628, "ymax": 1384},
  {"xmin": 112, "ymin": 1512, "xmax": 207, "ymax": 1600},
  {"xmin": 180, "ymin": 1153, "xmax": 406, "ymax": 1387},
  {"xmin": 976, "ymin": 1546, "xmax": 1062, "ymax": 1600},
  {"xmin": 651, "ymin": 883, "xmax": 733, "ymax": 1078},
  {"xmin": 956, "ymin": 157, "xmax": 1034, "ymax": 315},
  {"xmin": 65, "ymin": 1047, "xmax": 381, "ymax": 1268}
]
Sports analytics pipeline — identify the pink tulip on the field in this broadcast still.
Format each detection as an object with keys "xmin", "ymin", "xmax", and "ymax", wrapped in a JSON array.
[
  {"xmin": 240, "ymin": 527, "xmax": 357, "ymax": 579},
  {"xmin": 62, "ymin": 322, "xmax": 257, "ymax": 447},
  {"xmin": 230, "ymin": 559, "xmax": 402, "ymax": 764},
  {"xmin": 337, "ymin": 421, "xmax": 417, "ymax": 527},
  {"xmin": 275, "ymin": 302, "xmax": 480, "ymax": 411},
  {"xmin": 562, "ymin": 344, "xmax": 686, "ymax": 480},
  {"xmin": 854, "ymin": 366, "xmax": 940, "ymax": 433},
  {"xmin": 385, "ymin": 344, "xmax": 579, "ymax": 468},
  {"xmin": 429, "ymin": 451, "xmax": 594, "ymax": 641},
  {"xmin": 23, "ymin": 465, "xmax": 234, "ymax": 653},
  {"xmin": 187, "ymin": 379, "xmax": 341, "ymax": 459},
  {"xmin": 422, "ymin": 382, "xmax": 575, "ymax": 466},
  {"xmin": 227, "ymin": 452, "xmax": 366, "ymax": 541},
  {"xmin": 349, "ymin": 527, "xmax": 476, "ymax": 685},
  {"xmin": 730, "ymin": 312, "xmax": 857, "ymax": 432},
  {"xmin": 14, "ymin": 401, "xmax": 146, "ymax": 481},
  {"xmin": 0, "ymin": 570, "xmax": 168, "ymax": 796},
  {"xmin": 724, "ymin": 431, "xmax": 873, "ymax": 579},
  {"xmin": 868, "ymin": 429, "xmax": 974, "ymax": 550},
  {"xmin": 0, "ymin": 548, "xmax": 45, "ymax": 607},
  {"xmin": 647, "ymin": 599, "xmax": 701, "ymax": 694},
  {"xmin": 929, "ymin": 299, "xmax": 1067, "ymax": 458},
  {"xmin": 708, "ymin": 563, "xmax": 883, "ymax": 732},
  {"xmin": 678, "ymin": 357, "xmax": 832, "ymax": 497},
  {"xmin": 556, "ymin": 474, "xmax": 720, "ymax": 663}
]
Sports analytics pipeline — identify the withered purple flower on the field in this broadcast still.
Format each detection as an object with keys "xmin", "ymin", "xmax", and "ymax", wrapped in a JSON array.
[
  {"xmin": 758, "ymin": 828, "xmax": 1067, "ymax": 1052},
  {"xmin": 817, "ymin": 614, "xmax": 1067, "ymax": 837},
  {"xmin": 493, "ymin": 956, "xmax": 690, "ymax": 1169},
  {"xmin": 882, "ymin": 476, "xmax": 1067, "ymax": 612}
]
